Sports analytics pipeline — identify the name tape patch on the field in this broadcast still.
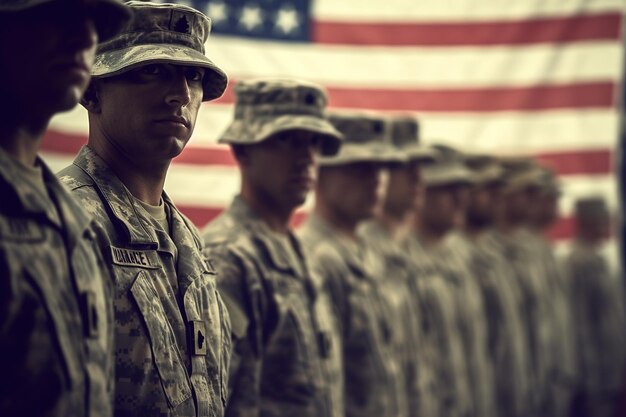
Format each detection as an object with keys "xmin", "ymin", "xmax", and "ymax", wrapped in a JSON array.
[{"xmin": 110, "ymin": 246, "xmax": 160, "ymax": 269}]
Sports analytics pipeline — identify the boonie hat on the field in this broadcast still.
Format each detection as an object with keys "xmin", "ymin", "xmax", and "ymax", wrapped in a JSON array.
[
  {"xmin": 0, "ymin": 0, "xmax": 132, "ymax": 42},
  {"xmin": 318, "ymin": 111, "xmax": 403, "ymax": 166},
  {"xmin": 92, "ymin": 1, "xmax": 227, "ymax": 101},
  {"xmin": 218, "ymin": 78, "xmax": 343, "ymax": 156}
]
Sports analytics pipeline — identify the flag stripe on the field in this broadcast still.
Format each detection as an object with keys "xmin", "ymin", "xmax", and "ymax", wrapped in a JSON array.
[
  {"xmin": 40, "ymin": 129, "xmax": 614, "ymax": 176},
  {"xmin": 312, "ymin": 13, "xmax": 622, "ymax": 46}
]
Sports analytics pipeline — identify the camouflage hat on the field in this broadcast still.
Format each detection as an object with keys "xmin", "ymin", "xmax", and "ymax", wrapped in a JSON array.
[
  {"xmin": 0, "ymin": 0, "xmax": 132, "ymax": 42},
  {"xmin": 389, "ymin": 115, "xmax": 437, "ymax": 162},
  {"xmin": 92, "ymin": 1, "xmax": 227, "ymax": 101},
  {"xmin": 422, "ymin": 144, "xmax": 475, "ymax": 187},
  {"xmin": 218, "ymin": 78, "xmax": 342, "ymax": 156},
  {"xmin": 318, "ymin": 111, "xmax": 404, "ymax": 166},
  {"xmin": 537, "ymin": 166, "xmax": 561, "ymax": 196},
  {"xmin": 464, "ymin": 153, "xmax": 504, "ymax": 185},
  {"xmin": 500, "ymin": 158, "xmax": 544, "ymax": 194}
]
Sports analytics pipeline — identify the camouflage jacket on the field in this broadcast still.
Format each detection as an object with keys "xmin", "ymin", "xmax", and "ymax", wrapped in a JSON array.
[
  {"xmin": 58, "ymin": 146, "xmax": 231, "ymax": 417},
  {"xmin": 358, "ymin": 220, "xmax": 430, "ymax": 417},
  {"xmin": 403, "ymin": 234, "xmax": 473, "ymax": 417},
  {"xmin": 298, "ymin": 215, "xmax": 406, "ymax": 417},
  {"xmin": 201, "ymin": 197, "xmax": 342, "ymax": 417},
  {"xmin": 0, "ymin": 148, "xmax": 114, "ymax": 417}
]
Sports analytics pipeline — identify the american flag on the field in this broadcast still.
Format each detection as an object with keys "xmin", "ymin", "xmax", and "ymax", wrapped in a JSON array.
[{"xmin": 40, "ymin": 0, "xmax": 623, "ymax": 245}]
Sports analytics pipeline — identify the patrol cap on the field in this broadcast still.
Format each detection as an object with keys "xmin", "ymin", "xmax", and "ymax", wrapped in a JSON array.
[
  {"xmin": 464, "ymin": 153, "xmax": 504, "ymax": 185},
  {"xmin": 390, "ymin": 115, "xmax": 437, "ymax": 162},
  {"xmin": 318, "ymin": 111, "xmax": 404, "ymax": 166},
  {"xmin": 423, "ymin": 144, "xmax": 475, "ymax": 187},
  {"xmin": 218, "ymin": 78, "xmax": 342, "ymax": 156},
  {"xmin": 0, "ymin": 0, "xmax": 132, "ymax": 42},
  {"xmin": 92, "ymin": 1, "xmax": 227, "ymax": 101}
]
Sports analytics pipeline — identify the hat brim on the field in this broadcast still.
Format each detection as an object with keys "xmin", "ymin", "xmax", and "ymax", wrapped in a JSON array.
[
  {"xmin": 424, "ymin": 164, "xmax": 476, "ymax": 187},
  {"xmin": 403, "ymin": 145, "xmax": 438, "ymax": 162},
  {"xmin": 318, "ymin": 143, "xmax": 405, "ymax": 166},
  {"xmin": 92, "ymin": 44, "xmax": 228, "ymax": 101},
  {"xmin": 219, "ymin": 115, "xmax": 343, "ymax": 156}
]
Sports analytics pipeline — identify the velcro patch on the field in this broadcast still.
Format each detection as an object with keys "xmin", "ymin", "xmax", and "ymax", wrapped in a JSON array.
[
  {"xmin": 110, "ymin": 246, "xmax": 160, "ymax": 269},
  {"xmin": 0, "ymin": 217, "xmax": 44, "ymax": 242}
]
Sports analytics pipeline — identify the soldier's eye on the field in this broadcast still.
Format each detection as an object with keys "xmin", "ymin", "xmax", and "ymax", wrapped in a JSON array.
[
  {"xmin": 187, "ymin": 68, "xmax": 205, "ymax": 82},
  {"xmin": 140, "ymin": 64, "xmax": 162, "ymax": 75}
]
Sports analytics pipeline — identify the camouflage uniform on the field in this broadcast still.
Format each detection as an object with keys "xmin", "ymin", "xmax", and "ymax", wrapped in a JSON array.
[
  {"xmin": 58, "ymin": 146, "xmax": 231, "ymax": 417},
  {"xmin": 0, "ymin": 148, "xmax": 116, "ymax": 417},
  {"xmin": 359, "ymin": 220, "xmax": 435, "ymax": 417},
  {"xmin": 202, "ymin": 199, "xmax": 343, "ymax": 417},
  {"xmin": 299, "ymin": 215, "xmax": 407, "ymax": 417}
]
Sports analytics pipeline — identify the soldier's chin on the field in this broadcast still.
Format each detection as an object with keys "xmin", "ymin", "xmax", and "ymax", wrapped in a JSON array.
[{"xmin": 50, "ymin": 85, "xmax": 87, "ymax": 113}]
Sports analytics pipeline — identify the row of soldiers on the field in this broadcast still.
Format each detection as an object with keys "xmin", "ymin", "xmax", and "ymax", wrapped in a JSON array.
[{"xmin": 0, "ymin": 0, "xmax": 624, "ymax": 416}]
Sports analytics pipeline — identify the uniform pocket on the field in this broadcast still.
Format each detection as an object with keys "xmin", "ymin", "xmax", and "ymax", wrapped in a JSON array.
[{"xmin": 130, "ymin": 271, "xmax": 192, "ymax": 407}]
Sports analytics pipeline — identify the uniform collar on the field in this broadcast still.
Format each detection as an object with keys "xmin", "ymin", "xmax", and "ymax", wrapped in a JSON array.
[{"xmin": 72, "ymin": 145, "xmax": 160, "ymax": 247}]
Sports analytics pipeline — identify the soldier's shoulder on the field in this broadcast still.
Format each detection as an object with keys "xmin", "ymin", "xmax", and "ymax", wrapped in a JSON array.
[{"xmin": 201, "ymin": 212, "xmax": 259, "ymax": 263}]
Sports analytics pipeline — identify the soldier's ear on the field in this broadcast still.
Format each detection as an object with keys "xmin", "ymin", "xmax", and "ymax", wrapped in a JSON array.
[{"xmin": 81, "ymin": 81, "xmax": 101, "ymax": 113}]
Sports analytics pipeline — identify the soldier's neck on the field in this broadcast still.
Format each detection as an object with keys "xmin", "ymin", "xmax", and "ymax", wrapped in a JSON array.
[
  {"xmin": 377, "ymin": 209, "xmax": 411, "ymax": 242},
  {"xmin": 313, "ymin": 203, "xmax": 359, "ymax": 241},
  {"xmin": 239, "ymin": 189, "xmax": 292, "ymax": 234},
  {"xmin": 0, "ymin": 112, "xmax": 50, "ymax": 166}
]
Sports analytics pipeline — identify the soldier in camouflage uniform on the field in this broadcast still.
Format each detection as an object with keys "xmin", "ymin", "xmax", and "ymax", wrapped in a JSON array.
[
  {"xmin": 201, "ymin": 79, "xmax": 345, "ymax": 417},
  {"xmin": 407, "ymin": 145, "xmax": 490, "ymax": 417},
  {"xmin": 489, "ymin": 159, "xmax": 556, "ymax": 415},
  {"xmin": 57, "ymin": 3, "xmax": 232, "ymax": 416},
  {"xmin": 527, "ymin": 166, "xmax": 578, "ymax": 417},
  {"xmin": 357, "ymin": 115, "xmax": 438, "ymax": 417},
  {"xmin": 564, "ymin": 198, "xmax": 625, "ymax": 417},
  {"xmin": 298, "ymin": 111, "xmax": 409, "ymax": 417},
  {"xmin": 0, "ymin": 0, "xmax": 130, "ymax": 416},
  {"xmin": 454, "ymin": 154, "xmax": 532, "ymax": 417}
]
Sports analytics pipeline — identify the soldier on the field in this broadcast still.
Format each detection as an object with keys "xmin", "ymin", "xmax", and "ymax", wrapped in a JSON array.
[
  {"xmin": 0, "ymin": 0, "xmax": 130, "ymax": 416},
  {"xmin": 406, "ymin": 145, "xmax": 489, "ymax": 417},
  {"xmin": 490, "ymin": 159, "xmax": 555, "ymax": 415},
  {"xmin": 298, "ymin": 111, "xmax": 408, "ymax": 417},
  {"xmin": 564, "ymin": 197, "xmax": 626, "ymax": 417},
  {"xmin": 357, "ymin": 115, "xmax": 437, "ymax": 417},
  {"xmin": 57, "ymin": 2, "xmax": 232, "ymax": 416},
  {"xmin": 458, "ymin": 154, "xmax": 532, "ymax": 417},
  {"xmin": 201, "ymin": 79, "xmax": 344, "ymax": 417}
]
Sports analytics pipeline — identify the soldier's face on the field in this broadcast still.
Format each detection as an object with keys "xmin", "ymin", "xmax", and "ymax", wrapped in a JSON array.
[
  {"xmin": 421, "ymin": 185, "xmax": 458, "ymax": 235},
  {"xmin": 318, "ymin": 162, "xmax": 385, "ymax": 224},
  {"xmin": 466, "ymin": 184, "xmax": 497, "ymax": 228},
  {"xmin": 0, "ymin": 3, "xmax": 98, "ymax": 117},
  {"xmin": 384, "ymin": 161, "xmax": 424, "ymax": 216},
  {"xmin": 92, "ymin": 63, "xmax": 205, "ymax": 167},
  {"xmin": 240, "ymin": 131, "xmax": 322, "ymax": 211}
]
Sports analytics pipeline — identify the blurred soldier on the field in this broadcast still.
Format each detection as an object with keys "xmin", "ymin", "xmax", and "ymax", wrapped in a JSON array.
[
  {"xmin": 527, "ymin": 167, "xmax": 578, "ymax": 417},
  {"xmin": 564, "ymin": 197, "xmax": 626, "ymax": 417},
  {"xmin": 0, "ymin": 1, "xmax": 130, "ymax": 416},
  {"xmin": 357, "ymin": 115, "xmax": 437, "ymax": 417},
  {"xmin": 458, "ymin": 154, "xmax": 531, "ymax": 417},
  {"xmin": 490, "ymin": 159, "xmax": 555, "ymax": 415},
  {"xmin": 201, "ymin": 79, "xmax": 344, "ymax": 417},
  {"xmin": 57, "ymin": 2, "xmax": 232, "ymax": 416},
  {"xmin": 407, "ymin": 145, "xmax": 489, "ymax": 417},
  {"xmin": 298, "ymin": 111, "xmax": 408, "ymax": 417}
]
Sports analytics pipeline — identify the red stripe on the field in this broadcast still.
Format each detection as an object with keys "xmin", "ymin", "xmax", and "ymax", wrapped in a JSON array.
[
  {"xmin": 40, "ymin": 130, "xmax": 614, "ymax": 176},
  {"xmin": 215, "ymin": 81, "xmax": 616, "ymax": 112},
  {"xmin": 312, "ymin": 13, "xmax": 622, "ymax": 46},
  {"xmin": 181, "ymin": 203, "xmax": 574, "ymax": 241},
  {"xmin": 534, "ymin": 149, "xmax": 613, "ymax": 175}
]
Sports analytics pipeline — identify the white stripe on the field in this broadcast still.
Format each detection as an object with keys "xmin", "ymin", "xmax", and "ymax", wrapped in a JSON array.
[
  {"xmin": 42, "ymin": 152, "xmax": 616, "ymax": 218},
  {"xmin": 207, "ymin": 38, "xmax": 622, "ymax": 88},
  {"xmin": 49, "ymin": 105, "xmax": 619, "ymax": 153},
  {"xmin": 313, "ymin": 0, "xmax": 626, "ymax": 22}
]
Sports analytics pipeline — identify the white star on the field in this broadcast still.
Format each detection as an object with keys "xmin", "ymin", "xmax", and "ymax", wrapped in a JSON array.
[
  {"xmin": 239, "ymin": 4, "xmax": 263, "ymax": 31},
  {"xmin": 207, "ymin": 2, "xmax": 227, "ymax": 25},
  {"xmin": 275, "ymin": 7, "xmax": 299, "ymax": 34}
]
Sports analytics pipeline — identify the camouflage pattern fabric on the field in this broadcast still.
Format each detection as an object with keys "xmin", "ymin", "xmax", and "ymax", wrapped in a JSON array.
[
  {"xmin": 563, "ymin": 240, "xmax": 626, "ymax": 417},
  {"xmin": 358, "ymin": 220, "xmax": 435, "ymax": 417},
  {"xmin": 0, "ymin": 147, "xmax": 115, "ymax": 417},
  {"xmin": 58, "ymin": 146, "xmax": 231, "ymax": 417},
  {"xmin": 485, "ymin": 229, "xmax": 554, "ymax": 415},
  {"xmin": 404, "ymin": 234, "xmax": 474, "ymax": 417},
  {"xmin": 298, "ymin": 215, "xmax": 406, "ymax": 417},
  {"xmin": 92, "ymin": 1, "xmax": 227, "ymax": 101},
  {"xmin": 217, "ymin": 79, "xmax": 342, "ymax": 156},
  {"xmin": 201, "ymin": 197, "xmax": 343, "ymax": 417},
  {"xmin": 447, "ymin": 232, "xmax": 531, "ymax": 417}
]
